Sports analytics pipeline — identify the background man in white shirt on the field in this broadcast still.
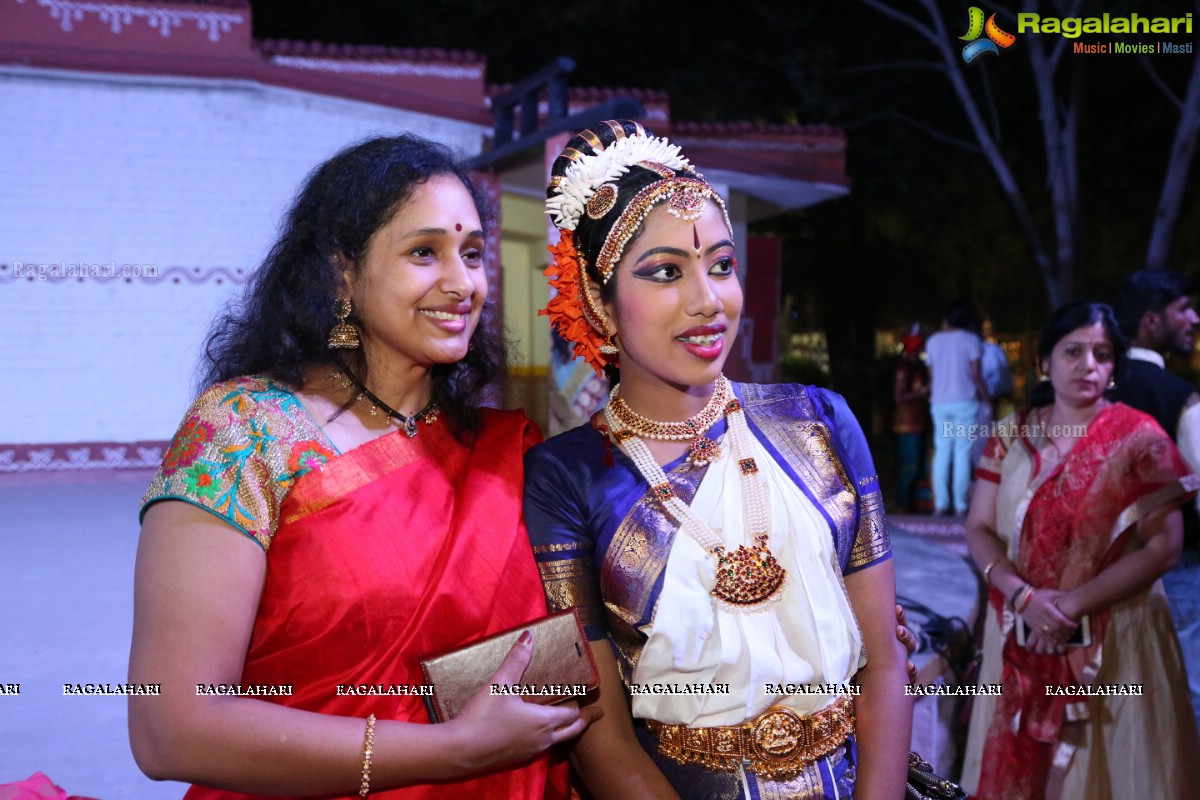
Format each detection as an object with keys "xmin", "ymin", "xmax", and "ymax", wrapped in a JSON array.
[{"xmin": 925, "ymin": 302, "xmax": 989, "ymax": 516}]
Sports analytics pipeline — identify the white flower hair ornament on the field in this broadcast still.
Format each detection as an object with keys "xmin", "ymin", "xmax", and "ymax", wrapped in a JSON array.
[{"xmin": 546, "ymin": 133, "xmax": 690, "ymax": 231}]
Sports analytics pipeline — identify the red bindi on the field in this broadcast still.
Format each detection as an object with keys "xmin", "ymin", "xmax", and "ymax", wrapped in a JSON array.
[
  {"xmin": 455, "ymin": 223, "xmax": 462, "ymax": 232},
  {"xmin": 693, "ymin": 223, "xmax": 701, "ymax": 254}
]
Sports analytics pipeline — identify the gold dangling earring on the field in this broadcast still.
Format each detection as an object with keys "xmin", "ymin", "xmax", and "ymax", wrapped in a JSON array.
[
  {"xmin": 598, "ymin": 312, "xmax": 619, "ymax": 355},
  {"xmin": 327, "ymin": 296, "xmax": 361, "ymax": 350}
]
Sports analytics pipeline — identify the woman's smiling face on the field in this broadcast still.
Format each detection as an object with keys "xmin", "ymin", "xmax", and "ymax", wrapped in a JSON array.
[{"xmin": 344, "ymin": 175, "xmax": 487, "ymax": 372}]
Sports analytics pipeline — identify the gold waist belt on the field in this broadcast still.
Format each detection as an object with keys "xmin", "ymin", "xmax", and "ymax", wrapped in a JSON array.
[{"xmin": 645, "ymin": 695, "xmax": 855, "ymax": 782}]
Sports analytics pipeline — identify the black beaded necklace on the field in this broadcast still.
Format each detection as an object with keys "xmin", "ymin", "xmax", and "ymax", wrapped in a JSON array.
[{"xmin": 333, "ymin": 369, "xmax": 439, "ymax": 438}]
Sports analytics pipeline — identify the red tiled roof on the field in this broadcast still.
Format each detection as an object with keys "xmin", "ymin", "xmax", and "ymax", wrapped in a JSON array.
[
  {"xmin": 569, "ymin": 85, "xmax": 669, "ymax": 103},
  {"xmin": 257, "ymin": 38, "xmax": 483, "ymax": 64},
  {"xmin": 672, "ymin": 120, "xmax": 842, "ymax": 138},
  {"xmin": 484, "ymin": 83, "xmax": 669, "ymax": 103},
  {"xmin": 167, "ymin": 0, "xmax": 247, "ymax": 6}
]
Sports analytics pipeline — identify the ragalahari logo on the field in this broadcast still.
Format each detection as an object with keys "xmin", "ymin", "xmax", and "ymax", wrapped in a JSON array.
[{"xmin": 960, "ymin": 7, "xmax": 1016, "ymax": 62}]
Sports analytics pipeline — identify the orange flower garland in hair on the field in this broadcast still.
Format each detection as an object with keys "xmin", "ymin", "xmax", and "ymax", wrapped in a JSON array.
[{"xmin": 541, "ymin": 230, "xmax": 612, "ymax": 377}]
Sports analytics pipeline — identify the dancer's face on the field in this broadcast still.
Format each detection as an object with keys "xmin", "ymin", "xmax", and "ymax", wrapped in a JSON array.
[
  {"xmin": 345, "ymin": 175, "xmax": 487, "ymax": 371},
  {"xmin": 603, "ymin": 200, "xmax": 742, "ymax": 393}
]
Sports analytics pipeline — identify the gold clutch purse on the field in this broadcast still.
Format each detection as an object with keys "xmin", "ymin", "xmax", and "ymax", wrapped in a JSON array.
[{"xmin": 418, "ymin": 607, "xmax": 599, "ymax": 722}]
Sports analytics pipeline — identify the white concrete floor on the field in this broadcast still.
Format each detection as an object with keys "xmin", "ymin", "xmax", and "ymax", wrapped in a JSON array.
[
  {"xmin": 0, "ymin": 474, "xmax": 186, "ymax": 799},
  {"xmin": 0, "ymin": 476, "xmax": 978, "ymax": 797}
]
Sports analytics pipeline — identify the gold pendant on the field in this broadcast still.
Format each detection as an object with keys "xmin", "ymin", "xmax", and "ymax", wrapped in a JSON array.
[{"xmin": 710, "ymin": 537, "xmax": 787, "ymax": 611}]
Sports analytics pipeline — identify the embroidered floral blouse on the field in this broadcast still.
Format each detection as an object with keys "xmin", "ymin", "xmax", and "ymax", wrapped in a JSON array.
[{"xmin": 141, "ymin": 376, "xmax": 336, "ymax": 550}]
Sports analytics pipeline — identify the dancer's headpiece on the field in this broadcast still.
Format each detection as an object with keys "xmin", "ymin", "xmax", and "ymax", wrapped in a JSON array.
[{"xmin": 543, "ymin": 120, "xmax": 731, "ymax": 375}]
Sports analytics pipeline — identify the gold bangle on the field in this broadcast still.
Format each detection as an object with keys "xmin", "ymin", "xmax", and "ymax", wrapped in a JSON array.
[
  {"xmin": 982, "ymin": 557, "xmax": 1007, "ymax": 585},
  {"xmin": 359, "ymin": 713, "xmax": 376, "ymax": 798}
]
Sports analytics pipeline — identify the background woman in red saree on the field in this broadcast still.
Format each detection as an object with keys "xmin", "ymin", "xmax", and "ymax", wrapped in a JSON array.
[
  {"xmin": 962, "ymin": 300, "xmax": 1200, "ymax": 799},
  {"xmin": 128, "ymin": 135, "xmax": 595, "ymax": 799}
]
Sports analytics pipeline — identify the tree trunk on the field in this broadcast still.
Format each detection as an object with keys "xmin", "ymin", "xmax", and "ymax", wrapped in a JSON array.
[{"xmin": 1147, "ymin": 48, "xmax": 1200, "ymax": 268}]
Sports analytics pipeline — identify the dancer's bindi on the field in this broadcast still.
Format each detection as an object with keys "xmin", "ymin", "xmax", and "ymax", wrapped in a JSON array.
[
  {"xmin": 693, "ymin": 224, "xmax": 701, "ymax": 255},
  {"xmin": 455, "ymin": 223, "xmax": 462, "ymax": 231}
]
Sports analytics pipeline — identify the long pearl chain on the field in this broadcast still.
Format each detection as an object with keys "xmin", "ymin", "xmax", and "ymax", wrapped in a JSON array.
[{"xmin": 604, "ymin": 379, "xmax": 786, "ymax": 610}]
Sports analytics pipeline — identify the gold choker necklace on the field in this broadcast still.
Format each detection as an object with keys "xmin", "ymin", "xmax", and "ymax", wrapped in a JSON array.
[
  {"xmin": 604, "ymin": 377, "xmax": 786, "ymax": 612},
  {"xmin": 607, "ymin": 376, "xmax": 730, "ymax": 467}
]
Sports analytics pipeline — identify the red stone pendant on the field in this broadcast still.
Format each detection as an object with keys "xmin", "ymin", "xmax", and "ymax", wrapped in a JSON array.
[
  {"xmin": 710, "ymin": 540, "xmax": 787, "ymax": 610},
  {"xmin": 688, "ymin": 436, "xmax": 722, "ymax": 467}
]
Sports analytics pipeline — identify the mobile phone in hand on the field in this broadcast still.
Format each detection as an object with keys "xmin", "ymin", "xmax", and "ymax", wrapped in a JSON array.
[{"xmin": 1016, "ymin": 615, "xmax": 1091, "ymax": 648}]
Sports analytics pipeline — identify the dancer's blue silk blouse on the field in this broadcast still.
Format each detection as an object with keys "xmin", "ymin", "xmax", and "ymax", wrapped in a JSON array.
[{"xmin": 524, "ymin": 382, "xmax": 891, "ymax": 686}]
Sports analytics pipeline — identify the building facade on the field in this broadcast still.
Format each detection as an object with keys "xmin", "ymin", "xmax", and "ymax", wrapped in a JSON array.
[{"xmin": 0, "ymin": 0, "xmax": 848, "ymax": 474}]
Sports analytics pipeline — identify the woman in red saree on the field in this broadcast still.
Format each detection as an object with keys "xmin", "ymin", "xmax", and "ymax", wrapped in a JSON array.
[
  {"xmin": 128, "ymin": 136, "xmax": 593, "ymax": 799},
  {"xmin": 962, "ymin": 301, "xmax": 1200, "ymax": 799}
]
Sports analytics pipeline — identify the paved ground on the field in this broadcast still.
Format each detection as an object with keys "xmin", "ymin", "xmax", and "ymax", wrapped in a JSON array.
[
  {"xmin": 0, "ymin": 478, "xmax": 978, "ymax": 798},
  {"xmin": 0, "ymin": 473, "xmax": 186, "ymax": 798}
]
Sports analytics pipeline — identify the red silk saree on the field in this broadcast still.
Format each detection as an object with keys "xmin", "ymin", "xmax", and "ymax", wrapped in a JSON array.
[
  {"xmin": 969, "ymin": 404, "xmax": 1200, "ymax": 799},
  {"xmin": 146, "ymin": 377, "xmax": 565, "ymax": 800}
]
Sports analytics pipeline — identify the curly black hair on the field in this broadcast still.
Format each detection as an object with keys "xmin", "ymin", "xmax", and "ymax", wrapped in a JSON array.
[{"xmin": 202, "ymin": 133, "xmax": 503, "ymax": 436}]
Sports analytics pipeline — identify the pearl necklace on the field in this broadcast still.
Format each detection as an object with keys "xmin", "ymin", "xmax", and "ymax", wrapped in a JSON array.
[
  {"xmin": 604, "ymin": 380, "xmax": 786, "ymax": 612},
  {"xmin": 607, "ymin": 375, "xmax": 730, "ymax": 467}
]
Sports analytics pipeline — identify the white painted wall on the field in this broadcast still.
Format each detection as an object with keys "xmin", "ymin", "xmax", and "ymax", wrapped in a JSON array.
[{"xmin": 0, "ymin": 67, "xmax": 484, "ymax": 445}]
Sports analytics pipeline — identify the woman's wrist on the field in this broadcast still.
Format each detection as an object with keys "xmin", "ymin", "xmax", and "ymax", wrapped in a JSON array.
[
  {"xmin": 990, "ymin": 565, "xmax": 1023, "ymax": 600},
  {"xmin": 438, "ymin": 717, "xmax": 483, "ymax": 776},
  {"xmin": 981, "ymin": 556, "xmax": 1011, "ymax": 586},
  {"xmin": 1054, "ymin": 592, "xmax": 1082, "ymax": 621}
]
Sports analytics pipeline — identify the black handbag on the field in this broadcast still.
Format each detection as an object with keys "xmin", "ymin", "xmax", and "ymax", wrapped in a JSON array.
[{"xmin": 905, "ymin": 752, "xmax": 966, "ymax": 800}]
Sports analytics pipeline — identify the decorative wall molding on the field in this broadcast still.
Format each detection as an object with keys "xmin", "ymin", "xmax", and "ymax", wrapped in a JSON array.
[
  {"xmin": 270, "ymin": 56, "xmax": 483, "ymax": 80},
  {"xmin": 0, "ymin": 263, "xmax": 249, "ymax": 285},
  {"xmin": 19, "ymin": 0, "xmax": 245, "ymax": 42},
  {"xmin": 0, "ymin": 441, "xmax": 167, "ymax": 472}
]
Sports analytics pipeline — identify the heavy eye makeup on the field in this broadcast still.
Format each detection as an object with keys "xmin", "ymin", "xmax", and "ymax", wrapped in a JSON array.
[
  {"xmin": 631, "ymin": 262, "xmax": 683, "ymax": 282},
  {"xmin": 709, "ymin": 255, "xmax": 737, "ymax": 276},
  {"xmin": 630, "ymin": 247, "xmax": 737, "ymax": 283}
]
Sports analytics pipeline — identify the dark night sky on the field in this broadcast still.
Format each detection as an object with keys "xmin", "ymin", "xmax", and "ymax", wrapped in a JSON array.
[{"xmin": 246, "ymin": 1, "xmax": 1200, "ymax": 334}]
